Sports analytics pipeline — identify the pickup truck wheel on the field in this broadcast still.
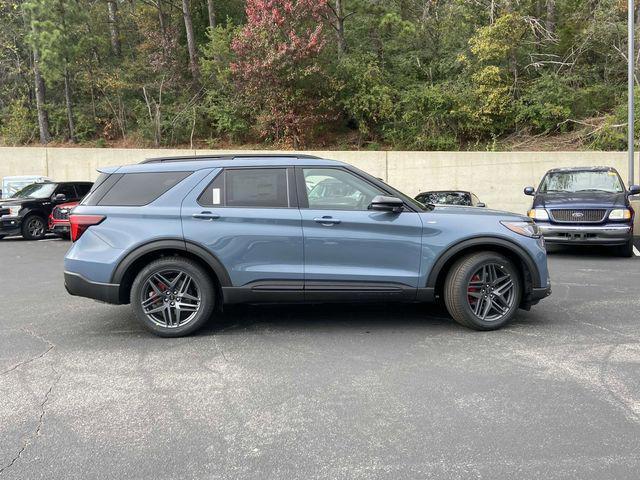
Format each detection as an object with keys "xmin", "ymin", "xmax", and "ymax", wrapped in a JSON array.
[
  {"xmin": 616, "ymin": 238, "xmax": 634, "ymax": 258},
  {"xmin": 130, "ymin": 257, "xmax": 216, "ymax": 337},
  {"xmin": 444, "ymin": 252, "xmax": 522, "ymax": 330},
  {"xmin": 21, "ymin": 215, "xmax": 47, "ymax": 240}
]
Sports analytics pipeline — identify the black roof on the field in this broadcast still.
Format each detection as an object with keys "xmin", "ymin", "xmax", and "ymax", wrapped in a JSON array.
[{"xmin": 141, "ymin": 154, "xmax": 322, "ymax": 164}]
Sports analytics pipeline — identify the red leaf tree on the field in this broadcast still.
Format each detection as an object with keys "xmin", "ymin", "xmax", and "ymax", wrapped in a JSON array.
[{"xmin": 231, "ymin": 0, "xmax": 333, "ymax": 147}]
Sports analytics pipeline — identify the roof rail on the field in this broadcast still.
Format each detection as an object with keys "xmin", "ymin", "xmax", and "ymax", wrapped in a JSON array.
[{"xmin": 140, "ymin": 153, "xmax": 322, "ymax": 164}]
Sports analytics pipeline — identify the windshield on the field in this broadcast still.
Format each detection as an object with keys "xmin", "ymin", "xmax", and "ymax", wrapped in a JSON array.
[
  {"xmin": 418, "ymin": 192, "xmax": 471, "ymax": 206},
  {"xmin": 539, "ymin": 171, "xmax": 624, "ymax": 194},
  {"xmin": 11, "ymin": 183, "xmax": 57, "ymax": 198}
]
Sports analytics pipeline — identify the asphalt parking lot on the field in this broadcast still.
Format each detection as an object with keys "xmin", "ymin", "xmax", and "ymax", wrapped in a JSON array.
[{"xmin": 1, "ymin": 238, "xmax": 639, "ymax": 479}]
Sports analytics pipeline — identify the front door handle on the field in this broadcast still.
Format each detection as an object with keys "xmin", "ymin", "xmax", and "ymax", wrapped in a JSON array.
[
  {"xmin": 192, "ymin": 211, "xmax": 220, "ymax": 220},
  {"xmin": 314, "ymin": 216, "xmax": 341, "ymax": 226}
]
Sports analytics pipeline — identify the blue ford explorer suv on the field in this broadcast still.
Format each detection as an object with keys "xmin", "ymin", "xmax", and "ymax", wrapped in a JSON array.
[
  {"xmin": 525, "ymin": 166, "xmax": 640, "ymax": 257},
  {"xmin": 64, "ymin": 155, "xmax": 551, "ymax": 337}
]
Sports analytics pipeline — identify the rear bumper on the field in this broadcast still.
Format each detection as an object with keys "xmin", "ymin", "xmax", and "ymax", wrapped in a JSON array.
[
  {"xmin": 64, "ymin": 271, "xmax": 121, "ymax": 304},
  {"xmin": 537, "ymin": 223, "xmax": 632, "ymax": 245}
]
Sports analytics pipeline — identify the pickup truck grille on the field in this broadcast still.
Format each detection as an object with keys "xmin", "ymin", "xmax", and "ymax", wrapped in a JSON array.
[
  {"xmin": 52, "ymin": 207, "xmax": 70, "ymax": 220},
  {"xmin": 549, "ymin": 209, "xmax": 607, "ymax": 223}
]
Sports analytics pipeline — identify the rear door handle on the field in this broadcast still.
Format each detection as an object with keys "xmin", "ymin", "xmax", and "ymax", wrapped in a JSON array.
[
  {"xmin": 314, "ymin": 216, "xmax": 341, "ymax": 225},
  {"xmin": 192, "ymin": 211, "xmax": 220, "ymax": 220}
]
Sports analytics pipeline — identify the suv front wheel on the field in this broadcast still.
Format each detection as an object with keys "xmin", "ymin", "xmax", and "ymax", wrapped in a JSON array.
[
  {"xmin": 130, "ymin": 257, "xmax": 216, "ymax": 337},
  {"xmin": 444, "ymin": 252, "xmax": 522, "ymax": 330}
]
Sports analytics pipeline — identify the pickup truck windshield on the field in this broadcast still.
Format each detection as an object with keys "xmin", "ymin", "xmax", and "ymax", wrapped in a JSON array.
[
  {"xmin": 539, "ymin": 171, "xmax": 624, "ymax": 194},
  {"xmin": 11, "ymin": 183, "xmax": 57, "ymax": 199}
]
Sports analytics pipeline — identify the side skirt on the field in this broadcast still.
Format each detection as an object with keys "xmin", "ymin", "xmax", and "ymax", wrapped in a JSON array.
[{"xmin": 222, "ymin": 281, "xmax": 435, "ymax": 304}]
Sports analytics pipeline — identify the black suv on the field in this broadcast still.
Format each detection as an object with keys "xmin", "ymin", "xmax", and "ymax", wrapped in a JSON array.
[
  {"xmin": 525, "ymin": 167, "xmax": 640, "ymax": 257},
  {"xmin": 0, "ymin": 181, "xmax": 93, "ymax": 240}
]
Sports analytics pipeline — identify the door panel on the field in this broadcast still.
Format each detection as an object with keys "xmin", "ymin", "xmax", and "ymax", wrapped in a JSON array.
[
  {"xmin": 298, "ymin": 167, "xmax": 423, "ymax": 288},
  {"xmin": 181, "ymin": 168, "xmax": 303, "ymax": 287}
]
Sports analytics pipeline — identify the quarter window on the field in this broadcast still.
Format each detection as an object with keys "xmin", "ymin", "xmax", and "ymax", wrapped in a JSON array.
[
  {"xmin": 96, "ymin": 171, "xmax": 191, "ymax": 206},
  {"xmin": 303, "ymin": 168, "xmax": 385, "ymax": 211}
]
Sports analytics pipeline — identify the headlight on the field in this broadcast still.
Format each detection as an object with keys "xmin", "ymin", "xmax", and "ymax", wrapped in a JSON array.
[
  {"xmin": 501, "ymin": 220, "xmax": 541, "ymax": 238},
  {"xmin": 527, "ymin": 208, "xmax": 549, "ymax": 220},
  {"xmin": 8, "ymin": 206, "xmax": 21, "ymax": 216},
  {"xmin": 608, "ymin": 208, "xmax": 631, "ymax": 220}
]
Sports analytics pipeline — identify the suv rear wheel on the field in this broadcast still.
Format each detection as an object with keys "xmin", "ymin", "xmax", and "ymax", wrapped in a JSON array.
[
  {"xmin": 22, "ymin": 214, "xmax": 47, "ymax": 240},
  {"xmin": 444, "ymin": 252, "xmax": 522, "ymax": 330},
  {"xmin": 130, "ymin": 257, "xmax": 216, "ymax": 337}
]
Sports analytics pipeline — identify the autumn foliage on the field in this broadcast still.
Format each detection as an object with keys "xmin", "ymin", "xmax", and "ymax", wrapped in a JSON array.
[{"xmin": 230, "ymin": 0, "xmax": 333, "ymax": 147}]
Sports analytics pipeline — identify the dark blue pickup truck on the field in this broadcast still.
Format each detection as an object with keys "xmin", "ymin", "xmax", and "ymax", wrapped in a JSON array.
[{"xmin": 524, "ymin": 166, "xmax": 639, "ymax": 257}]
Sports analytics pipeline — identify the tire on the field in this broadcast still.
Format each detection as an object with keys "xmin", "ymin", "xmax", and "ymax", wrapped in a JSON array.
[
  {"xmin": 615, "ymin": 238, "xmax": 634, "ymax": 258},
  {"xmin": 21, "ymin": 215, "xmax": 47, "ymax": 240},
  {"xmin": 130, "ymin": 257, "xmax": 216, "ymax": 337},
  {"xmin": 443, "ymin": 252, "xmax": 522, "ymax": 331}
]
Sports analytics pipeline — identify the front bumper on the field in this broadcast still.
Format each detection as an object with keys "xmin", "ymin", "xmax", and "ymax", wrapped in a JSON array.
[
  {"xmin": 0, "ymin": 216, "xmax": 22, "ymax": 236},
  {"xmin": 64, "ymin": 271, "xmax": 121, "ymax": 304},
  {"xmin": 537, "ymin": 223, "xmax": 632, "ymax": 245}
]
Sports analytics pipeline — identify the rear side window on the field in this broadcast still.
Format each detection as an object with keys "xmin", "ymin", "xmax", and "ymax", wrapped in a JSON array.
[
  {"xmin": 199, "ymin": 168, "xmax": 289, "ymax": 208},
  {"xmin": 95, "ymin": 171, "xmax": 191, "ymax": 206}
]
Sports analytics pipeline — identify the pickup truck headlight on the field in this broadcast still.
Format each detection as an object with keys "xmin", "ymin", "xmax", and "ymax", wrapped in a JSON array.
[
  {"xmin": 527, "ymin": 208, "xmax": 549, "ymax": 221},
  {"xmin": 608, "ymin": 208, "xmax": 631, "ymax": 220},
  {"xmin": 7, "ymin": 206, "xmax": 21, "ymax": 216},
  {"xmin": 501, "ymin": 220, "xmax": 541, "ymax": 238}
]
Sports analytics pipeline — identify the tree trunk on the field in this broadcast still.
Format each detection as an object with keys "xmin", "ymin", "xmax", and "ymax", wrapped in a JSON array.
[
  {"xmin": 107, "ymin": 0, "xmax": 121, "ymax": 57},
  {"xmin": 546, "ymin": 0, "xmax": 556, "ymax": 36},
  {"xmin": 335, "ymin": 0, "xmax": 347, "ymax": 55},
  {"xmin": 207, "ymin": 0, "xmax": 216, "ymax": 30},
  {"xmin": 64, "ymin": 65, "xmax": 76, "ymax": 142},
  {"xmin": 32, "ymin": 46, "xmax": 50, "ymax": 144},
  {"xmin": 181, "ymin": 0, "xmax": 200, "ymax": 81}
]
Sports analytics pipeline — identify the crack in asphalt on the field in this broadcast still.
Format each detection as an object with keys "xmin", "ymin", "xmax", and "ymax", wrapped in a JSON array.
[
  {"xmin": 0, "ymin": 370, "xmax": 61, "ymax": 476},
  {"xmin": 0, "ymin": 328, "xmax": 55, "ymax": 376}
]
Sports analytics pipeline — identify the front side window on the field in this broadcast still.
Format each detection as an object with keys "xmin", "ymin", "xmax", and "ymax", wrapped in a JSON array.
[
  {"xmin": 539, "ymin": 170, "xmax": 624, "ymax": 193},
  {"xmin": 55, "ymin": 184, "xmax": 77, "ymax": 200},
  {"xmin": 303, "ymin": 168, "xmax": 385, "ymax": 211}
]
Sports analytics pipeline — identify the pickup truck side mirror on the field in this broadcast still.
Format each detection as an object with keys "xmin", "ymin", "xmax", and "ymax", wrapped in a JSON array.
[
  {"xmin": 368, "ymin": 195, "xmax": 404, "ymax": 213},
  {"xmin": 524, "ymin": 186, "xmax": 535, "ymax": 196},
  {"xmin": 628, "ymin": 184, "xmax": 640, "ymax": 196},
  {"xmin": 53, "ymin": 193, "xmax": 67, "ymax": 203}
]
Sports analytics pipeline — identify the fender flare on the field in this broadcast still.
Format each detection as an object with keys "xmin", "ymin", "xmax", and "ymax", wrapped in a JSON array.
[
  {"xmin": 425, "ymin": 236, "xmax": 542, "ymax": 289},
  {"xmin": 111, "ymin": 238, "xmax": 232, "ymax": 287}
]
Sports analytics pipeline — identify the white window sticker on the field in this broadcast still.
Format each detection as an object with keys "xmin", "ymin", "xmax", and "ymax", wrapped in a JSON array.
[{"xmin": 212, "ymin": 188, "xmax": 221, "ymax": 205}]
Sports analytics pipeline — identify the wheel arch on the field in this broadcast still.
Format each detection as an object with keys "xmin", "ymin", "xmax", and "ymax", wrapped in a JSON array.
[
  {"xmin": 427, "ymin": 236, "xmax": 541, "ymax": 307},
  {"xmin": 112, "ymin": 239, "xmax": 231, "ymax": 305}
]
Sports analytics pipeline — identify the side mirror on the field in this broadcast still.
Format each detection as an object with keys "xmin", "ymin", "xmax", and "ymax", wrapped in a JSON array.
[
  {"xmin": 628, "ymin": 185, "xmax": 640, "ymax": 196},
  {"xmin": 53, "ymin": 193, "xmax": 67, "ymax": 203},
  {"xmin": 476, "ymin": 202, "xmax": 486, "ymax": 208},
  {"xmin": 368, "ymin": 195, "xmax": 404, "ymax": 213},
  {"xmin": 524, "ymin": 186, "xmax": 535, "ymax": 196}
]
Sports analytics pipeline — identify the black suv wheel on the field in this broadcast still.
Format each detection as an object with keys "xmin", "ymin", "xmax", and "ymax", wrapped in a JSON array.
[
  {"xmin": 444, "ymin": 252, "xmax": 522, "ymax": 330},
  {"xmin": 21, "ymin": 214, "xmax": 47, "ymax": 240},
  {"xmin": 130, "ymin": 257, "xmax": 216, "ymax": 337}
]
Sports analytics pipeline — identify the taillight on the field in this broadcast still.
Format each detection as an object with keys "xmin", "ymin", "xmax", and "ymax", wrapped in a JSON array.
[{"xmin": 69, "ymin": 214, "xmax": 105, "ymax": 242}]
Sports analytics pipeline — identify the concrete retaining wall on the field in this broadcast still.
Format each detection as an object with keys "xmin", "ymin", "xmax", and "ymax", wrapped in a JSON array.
[{"xmin": 1, "ymin": 147, "xmax": 638, "ymax": 221}]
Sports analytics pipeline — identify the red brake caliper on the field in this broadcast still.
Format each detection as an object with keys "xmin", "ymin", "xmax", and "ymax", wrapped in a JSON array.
[{"xmin": 468, "ymin": 274, "xmax": 480, "ymax": 306}]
